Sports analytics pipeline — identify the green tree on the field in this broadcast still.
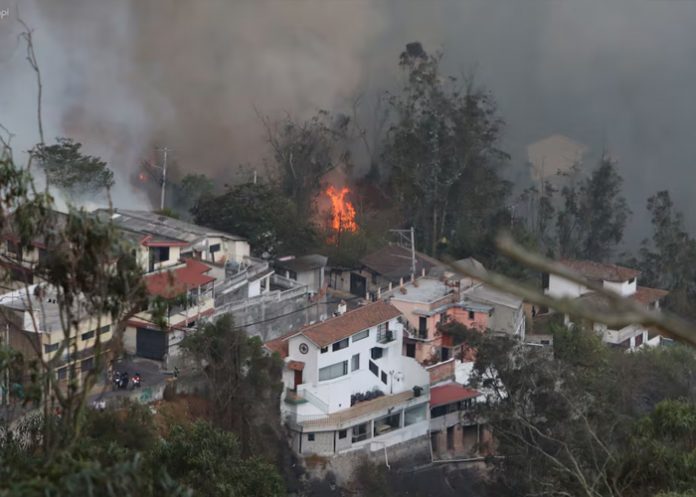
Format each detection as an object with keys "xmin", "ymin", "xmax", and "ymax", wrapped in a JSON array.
[
  {"xmin": 182, "ymin": 314, "xmax": 283, "ymax": 456},
  {"xmin": 192, "ymin": 182, "xmax": 317, "ymax": 256},
  {"xmin": 171, "ymin": 173, "xmax": 215, "ymax": 218},
  {"xmin": 634, "ymin": 190, "xmax": 696, "ymax": 318},
  {"xmin": 31, "ymin": 138, "xmax": 114, "ymax": 196},
  {"xmin": 556, "ymin": 156, "xmax": 630, "ymax": 261},
  {"xmin": 382, "ymin": 42, "xmax": 509, "ymax": 255},
  {"xmin": 155, "ymin": 421, "xmax": 283, "ymax": 497}
]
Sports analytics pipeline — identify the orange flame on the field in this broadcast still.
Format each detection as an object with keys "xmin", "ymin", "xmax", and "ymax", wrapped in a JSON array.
[{"xmin": 326, "ymin": 186, "xmax": 358, "ymax": 234}]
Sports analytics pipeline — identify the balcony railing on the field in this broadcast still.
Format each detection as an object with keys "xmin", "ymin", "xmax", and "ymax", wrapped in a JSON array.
[{"xmin": 376, "ymin": 330, "xmax": 395, "ymax": 344}]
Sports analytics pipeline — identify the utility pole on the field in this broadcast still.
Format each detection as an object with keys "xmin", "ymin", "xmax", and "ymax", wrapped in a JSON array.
[{"xmin": 159, "ymin": 147, "xmax": 169, "ymax": 210}]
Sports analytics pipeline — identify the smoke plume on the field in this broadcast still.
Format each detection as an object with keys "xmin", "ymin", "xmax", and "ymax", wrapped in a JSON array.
[{"xmin": 2, "ymin": 0, "xmax": 696, "ymax": 243}]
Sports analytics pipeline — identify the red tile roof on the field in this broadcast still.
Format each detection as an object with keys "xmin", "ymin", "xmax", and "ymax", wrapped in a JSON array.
[
  {"xmin": 559, "ymin": 259, "xmax": 640, "ymax": 282},
  {"xmin": 145, "ymin": 258, "xmax": 215, "ymax": 298},
  {"xmin": 430, "ymin": 383, "xmax": 481, "ymax": 408},
  {"xmin": 264, "ymin": 329, "xmax": 299, "ymax": 359},
  {"xmin": 300, "ymin": 301, "xmax": 402, "ymax": 348},
  {"xmin": 632, "ymin": 286, "xmax": 669, "ymax": 305},
  {"xmin": 287, "ymin": 360, "xmax": 305, "ymax": 371}
]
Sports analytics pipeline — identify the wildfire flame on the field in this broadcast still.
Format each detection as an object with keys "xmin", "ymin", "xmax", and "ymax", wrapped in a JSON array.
[{"xmin": 326, "ymin": 186, "xmax": 358, "ymax": 234}]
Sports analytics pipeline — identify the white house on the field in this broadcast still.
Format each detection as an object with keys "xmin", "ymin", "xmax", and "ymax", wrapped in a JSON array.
[
  {"xmin": 265, "ymin": 301, "xmax": 431, "ymax": 456},
  {"xmin": 544, "ymin": 260, "xmax": 668, "ymax": 349}
]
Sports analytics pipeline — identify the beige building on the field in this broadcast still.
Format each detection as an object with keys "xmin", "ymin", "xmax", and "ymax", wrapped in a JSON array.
[{"xmin": 0, "ymin": 284, "xmax": 114, "ymax": 385}]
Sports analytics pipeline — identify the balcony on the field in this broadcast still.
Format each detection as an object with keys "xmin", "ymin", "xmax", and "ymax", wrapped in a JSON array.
[
  {"xmin": 376, "ymin": 330, "xmax": 395, "ymax": 344},
  {"xmin": 283, "ymin": 388, "xmax": 308, "ymax": 406}
]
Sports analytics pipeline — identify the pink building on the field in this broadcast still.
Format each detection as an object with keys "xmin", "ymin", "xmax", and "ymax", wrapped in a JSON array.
[{"xmin": 385, "ymin": 277, "xmax": 492, "ymax": 368}]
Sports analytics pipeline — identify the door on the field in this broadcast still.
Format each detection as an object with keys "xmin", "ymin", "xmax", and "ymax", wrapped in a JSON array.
[
  {"xmin": 350, "ymin": 272, "xmax": 367, "ymax": 297},
  {"xmin": 136, "ymin": 328, "xmax": 167, "ymax": 360},
  {"xmin": 293, "ymin": 369, "xmax": 303, "ymax": 390}
]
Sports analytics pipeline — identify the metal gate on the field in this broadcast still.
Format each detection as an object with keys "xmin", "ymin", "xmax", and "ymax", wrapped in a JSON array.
[{"xmin": 136, "ymin": 328, "xmax": 167, "ymax": 360}]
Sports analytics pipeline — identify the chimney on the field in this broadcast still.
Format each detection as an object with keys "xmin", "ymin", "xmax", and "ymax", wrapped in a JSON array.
[{"xmin": 336, "ymin": 300, "xmax": 347, "ymax": 315}]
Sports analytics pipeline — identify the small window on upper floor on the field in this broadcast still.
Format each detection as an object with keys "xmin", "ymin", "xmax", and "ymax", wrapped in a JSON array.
[
  {"xmin": 352, "ymin": 329, "xmax": 369, "ymax": 342},
  {"xmin": 468, "ymin": 310, "xmax": 475, "ymax": 320},
  {"xmin": 320, "ymin": 346, "xmax": 328, "ymax": 354},
  {"xmin": 332, "ymin": 338, "xmax": 349, "ymax": 352}
]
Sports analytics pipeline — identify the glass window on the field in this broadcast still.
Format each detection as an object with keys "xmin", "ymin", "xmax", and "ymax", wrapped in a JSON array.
[
  {"xmin": 374, "ymin": 412, "xmax": 401, "ymax": 436},
  {"xmin": 352, "ymin": 422, "xmax": 371, "ymax": 443},
  {"xmin": 338, "ymin": 429, "xmax": 347, "ymax": 439},
  {"xmin": 210, "ymin": 243, "xmax": 221, "ymax": 253},
  {"xmin": 351, "ymin": 353, "xmax": 360, "ymax": 372},
  {"xmin": 352, "ymin": 329, "xmax": 369, "ymax": 342},
  {"xmin": 381, "ymin": 371, "xmax": 388, "ymax": 384},
  {"xmin": 404, "ymin": 404, "xmax": 427, "ymax": 426},
  {"xmin": 468, "ymin": 311, "xmax": 475, "ymax": 320},
  {"xmin": 332, "ymin": 338, "xmax": 349, "ymax": 352},
  {"xmin": 369, "ymin": 360, "xmax": 379, "ymax": 377},
  {"xmin": 320, "ymin": 346, "xmax": 328, "ymax": 354},
  {"xmin": 99, "ymin": 325, "xmax": 110, "ymax": 335},
  {"xmin": 319, "ymin": 361, "xmax": 348, "ymax": 381},
  {"xmin": 307, "ymin": 433, "xmax": 315, "ymax": 441},
  {"xmin": 44, "ymin": 343, "xmax": 59, "ymax": 354},
  {"xmin": 81, "ymin": 357, "xmax": 94, "ymax": 372},
  {"xmin": 81, "ymin": 330, "xmax": 95, "ymax": 341}
]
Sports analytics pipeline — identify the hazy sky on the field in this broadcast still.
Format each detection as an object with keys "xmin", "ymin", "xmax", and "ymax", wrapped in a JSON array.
[{"xmin": 2, "ymin": 0, "xmax": 696, "ymax": 243}]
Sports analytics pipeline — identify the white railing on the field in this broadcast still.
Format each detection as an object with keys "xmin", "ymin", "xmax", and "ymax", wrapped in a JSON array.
[{"xmin": 298, "ymin": 386, "xmax": 329, "ymax": 413}]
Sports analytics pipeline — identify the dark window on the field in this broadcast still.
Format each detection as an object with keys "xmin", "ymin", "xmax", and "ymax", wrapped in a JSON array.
[
  {"xmin": 81, "ymin": 330, "xmax": 95, "ymax": 341},
  {"xmin": 369, "ymin": 360, "xmax": 379, "ymax": 377},
  {"xmin": 99, "ymin": 325, "xmax": 110, "ymax": 335},
  {"xmin": 44, "ymin": 343, "xmax": 59, "ymax": 354},
  {"xmin": 56, "ymin": 367, "xmax": 67, "ymax": 380},
  {"xmin": 338, "ymin": 429, "xmax": 347, "ymax": 439},
  {"xmin": 288, "ymin": 270, "xmax": 298, "ymax": 280},
  {"xmin": 468, "ymin": 311, "xmax": 475, "ymax": 320},
  {"xmin": 542, "ymin": 272, "xmax": 550, "ymax": 290},
  {"xmin": 38, "ymin": 248, "xmax": 49, "ymax": 265},
  {"xmin": 418, "ymin": 316, "xmax": 427, "ymax": 338},
  {"xmin": 6, "ymin": 240, "xmax": 21, "ymax": 259},
  {"xmin": 332, "ymin": 338, "xmax": 349, "ymax": 352},
  {"xmin": 307, "ymin": 433, "xmax": 315, "ymax": 442},
  {"xmin": 441, "ymin": 347, "xmax": 450, "ymax": 361},
  {"xmin": 81, "ymin": 357, "xmax": 94, "ymax": 372},
  {"xmin": 371, "ymin": 347, "xmax": 383, "ymax": 360},
  {"xmin": 635, "ymin": 333, "xmax": 644, "ymax": 347},
  {"xmin": 405, "ymin": 342, "xmax": 416, "ymax": 358},
  {"xmin": 351, "ymin": 353, "xmax": 360, "ymax": 372},
  {"xmin": 381, "ymin": 371, "xmax": 387, "ymax": 384},
  {"xmin": 352, "ymin": 329, "xmax": 369, "ymax": 342},
  {"xmin": 320, "ymin": 346, "xmax": 328, "ymax": 354},
  {"xmin": 210, "ymin": 243, "xmax": 221, "ymax": 253},
  {"xmin": 150, "ymin": 246, "xmax": 170, "ymax": 265}
]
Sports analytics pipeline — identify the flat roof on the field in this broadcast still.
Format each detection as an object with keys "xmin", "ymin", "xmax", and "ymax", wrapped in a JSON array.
[
  {"xmin": 275, "ymin": 254, "xmax": 328, "ymax": 273},
  {"xmin": 430, "ymin": 383, "xmax": 481, "ymax": 408},
  {"xmin": 388, "ymin": 278, "xmax": 454, "ymax": 304},
  {"xmin": 95, "ymin": 209, "xmax": 246, "ymax": 245}
]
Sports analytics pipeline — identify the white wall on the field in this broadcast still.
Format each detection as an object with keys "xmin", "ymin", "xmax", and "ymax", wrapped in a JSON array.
[
  {"xmin": 546, "ymin": 274, "xmax": 589, "ymax": 299},
  {"xmin": 283, "ymin": 317, "xmax": 429, "ymax": 414},
  {"xmin": 603, "ymin": 279, "xmax": 636, "ymax": 296}
]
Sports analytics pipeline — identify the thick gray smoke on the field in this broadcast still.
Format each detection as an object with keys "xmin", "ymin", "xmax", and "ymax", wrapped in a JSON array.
[{"xmin": 2, "ymin": 0, "xmax": 696, "ymax": 243}]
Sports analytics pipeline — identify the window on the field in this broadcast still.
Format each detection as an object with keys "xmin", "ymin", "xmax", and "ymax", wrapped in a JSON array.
[
  {"xmin": 338, "ymin": 429, "xmax": 347, "ymax": 439},
  {"xmin": 288, "ymin": 270, "xmax": 298, "ymax": 280},
  {"xmin": 38, "ymin": 248, "xmax": 49, "ymax": 265},
  {"xmin": 99, "ymin": 325, "xmax": 110, "ymax": 335},
  {"xmin": 374, "ymin": 412, "xmax": 401, "ymax": 436},
  {"xmin": 468, "ymin": 310, "xmax": 475, "ymax": 320},
  {"xmin": 150, "ymin": 246, "xmax": 170, "ymax": 264},
  {"xmin": 418, "ymin": 317, "xmax": 427, "ymax": 338},
  {"xmin": 81, "ymin": 330, "xmax": 95, "ymax": 341},
  {"xmin": 81, "ymin": 357, "xmax": 94, "ymax": 372},
  {"xmin": 210, "ymin": 243, "xmax": 221, "ymax": 253},
  {"xmin": 441, "ymin": 347, "xmax": 450, "ymax": 362},
  {"xmin": 351, "ymin": 353, "xmax": 360, "ymax": 372},
  {"xmin": 319, "ymin": 360, "xmax": 348, "ymax": 381},
  {"xmin": 352, "ymin": 329, "xmax": 369, "ymax": 342},
  {"xmin": 6, "ymin": 240, "xmax": 21, "ymax": 259},
  {"xmin": 56, "ymin": 367, "xmax": 68, "ymax": 380},
  {"xmin": 352, "ymin": 422, "xmax": 371, "ymax": 443},
  {"xmin": 369, "ymin": 360, "xmax": 379, "ymax": 377},
  {"xmin": 381, "ymin": 371, "xmax": 387, "ymax": 384},
  {"xmin": 320, "ymin": 346, "xmax": 328, "ymax": 354},
  {"xmin": 404, "ymin": 404, "xmax": 427, "ymax": 426},
  {"xmin": 371, "ymin": 347, "xmax": 383, "ymax": 360},
  {"xmin": 332, "ymin": 338, "xmax": 349, "ymax": 352},
  {"xmin": 405, "ymin": 343, "xmax": 416, "ymax": 358},
  {"xmin": 439, "ymin": 312, "xmax": 447, "ymax": 324},
  {"xmin": 44, "ymin": 343, "xmax": 59, "ymax": 354},
  {"xmin": 307, "ymin": 433, "xmax": 315, "ymax": 441},
  {"xmin": 377, "ymin": 322, "xmax": 389, "ymax": 334}
]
